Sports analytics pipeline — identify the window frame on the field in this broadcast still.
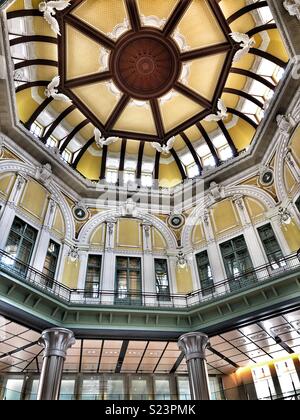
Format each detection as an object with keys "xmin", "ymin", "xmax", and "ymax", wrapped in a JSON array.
[
  {"xmin": 154, "ymin": 258, "xmax": 171, "ymax": 302},
  {"xmin": 4, "ymin": 217, "xmax": 38, "ymax": 271},
  {"xmin": 257, "ymin": 223, "xmax": 284, "ymax": 268},
  {"xmin": 219, "ymin": 234, "xmax": 256, "ymax": 291},
  {"xmin": 42, "ymin": 239, "xmax": 61, "ymax": 287},
  {"xmin": 115, "ymin": 256, "xmax": 142, "ymax": 305},
  {"xmin": 85, "ymin": 254, "xmax": 103, "ymax": 297},
  {"xmin": 195, "ymin": 250, "xmax": 215, "ymax": 296}
]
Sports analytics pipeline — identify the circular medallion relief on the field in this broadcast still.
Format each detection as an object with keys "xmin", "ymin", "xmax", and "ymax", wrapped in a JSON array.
[
  {"xmin": 73, "ymin": 206, "xmax": 89, "ymax": 221},
  {"xmin": 259, "ymin": 169, "xmax": 274, "ymax": 186},
  {"xmin": 168, "ymin": 214, "xmax": 185, "ymax": 229},
  {"xmin": 111, "ymin": 30, "xmax": 181, "ymax": 100}
]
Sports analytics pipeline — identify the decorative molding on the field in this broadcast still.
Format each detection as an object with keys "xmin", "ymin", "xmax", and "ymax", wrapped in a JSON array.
[
  {"xmin": 181, "ymin": 185, "xmax": 277, "ymax": 248},
  {"xmin": 274, "ymin": 95, "xmax": 300, "ymax": 203},
  {"xmin": 0, "ymin": 160, "xmax": 75, "ymax": 240},
  {"xmin": 78, "ymin": 208, "xmax": 177, "ymax": 250},
  {"xmin": 283, "ymin": 0, "xmax": 300, "ymax": 21}
]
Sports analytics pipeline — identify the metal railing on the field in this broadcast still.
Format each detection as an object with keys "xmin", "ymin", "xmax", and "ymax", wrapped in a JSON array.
[{"xmin": 0, "ymin": 249, "xmax": 299, "ymax": 309}]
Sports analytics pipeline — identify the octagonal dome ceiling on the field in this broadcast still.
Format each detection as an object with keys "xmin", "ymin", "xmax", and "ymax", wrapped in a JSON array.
[{"xmin": 5, "ymin": 0, "xmax": 289, "ymax": 188}]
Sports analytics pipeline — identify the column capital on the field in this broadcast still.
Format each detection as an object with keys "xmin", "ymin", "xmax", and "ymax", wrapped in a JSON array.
[
  {"xmin": 178, "ymin": 332, "xmax": 209, "ymax": 361},
  {"xmin": 39, "ymin": 328, "xmax": 75, "ymax": 359}
]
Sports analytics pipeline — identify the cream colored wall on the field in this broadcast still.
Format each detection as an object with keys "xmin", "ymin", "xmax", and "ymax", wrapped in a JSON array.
[
  {"xmin": 90, "ymin": 224, "xmax": 105, "ymax": 246},
  {"xmin": 0, "ymin": 173, "xmax": 15, "ymax": 198},
  {"xmin": 284, "ymin": 164, "xmax": 298, "ymax": 196},
  {"xmin": 210, "ymin": 199, "xmax": 241, "ymax": 237},
  {"xmin": 176, "ymin": 266, "xmax": 194, "ymax": 294},
  {"xmin": 116, "ymin": 218, "xmax": 143, "ymax": 251},
  {"xmin": 61, "ymin": 258, "xmax": 80, "ymax": 289},
  {"xmin": 19, "ymin": 179, "xmax": 49, "ymax": 222},
  {"xmin": 152, "ymin": 228, "xmax": 167, "ymax": 252},
  {"xmin": 281, "ymin": 220, "xmax": 300, "ymax": 252},
  {"xmin": 191, "ymin": 196, "xmax": 269, "ymax": 246},
  {"xmin": 52, "ymin": 206, "xmax": 66, "ymax": 238}
]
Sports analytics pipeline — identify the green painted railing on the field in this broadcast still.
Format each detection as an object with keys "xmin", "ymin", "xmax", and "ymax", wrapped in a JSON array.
[{"xmin": 0, "ymin": 249, "xmax": 299, "ymax": 309}]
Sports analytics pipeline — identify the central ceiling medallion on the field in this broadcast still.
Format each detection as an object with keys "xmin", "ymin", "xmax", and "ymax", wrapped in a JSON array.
[{"xmin": 111, "ymin": 30, "xmax": 181, "ymax": 100}]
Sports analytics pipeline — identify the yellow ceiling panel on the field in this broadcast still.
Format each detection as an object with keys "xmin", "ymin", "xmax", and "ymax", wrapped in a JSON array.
[
  {"xmin": 160, "ymin": 92, "xmax": 204, "ymax": 132},
  {"xmin": 79, "ymin": 123, "xmax": 94, "ymax": 140},
  {"xmin": 266, "ymin": 29, "xmax": 289, "ymax": 63},
  {"xmin": 36, "ymin": 66, "xmax": 57, "ymax": 82},
  {"xmin": 49, "ymin": 101, "xmax": 71, "ymax": 116},
  {"xmin": 34, "ymin": 43, "xmax": 57, "ymax": 61},
  {"xmin": 32, "ymin": 0, "xmax": 43, "ymax": 8},
  {"xmin": 64, "ymin": 109, "xmax": 86, "ymax": 131},
  {"xmin": 77, "ymin": 150, "xmax": 101, "ymax": 180},
  {"xmin": 108, "ymin": 140, "xmax": 122, "ymax": 153},
  {"xmin": 125, "ymin": 140, "xmax": 140, "ymax": 155},
  {"xmin": 229, "ymin": 119, "xmax": 256, "ymax": 152},
  {"xmin": 72, "ymin": 82, "xmax": 119, "ymax": 125},
  {"xmin": 16, "ymin": 89, "xmax": 40, "ymax": 124},
  {"xmin": 137, "ymin": 0, "xmax": 178, "ymax": 21},
  {"xmin": 66, "ymin": 25, "xmax": 103, "ymax": 80},
  {"xmin": 221, "ymin": 92, "xmax": 239, "ymax": 109},
  {"xmin": 173, "ymin": 134, "xmax": 186, "ymax": 152},
  {"xmin": 72, "ymin": 0, "xmax": 128, "ymax": 35},
  {"xmin": 114, "ymin": 101, "xmax": 157, "ymax": 135},
  {"xmin": 188, "ymin": 53, "xmax": 227, "ymax": 101},
  {"xmin": 229, "ymin": 14, "xmax": 255, "ymax": 34},
  {"xmin": 225, "ymin": 73, "xmax": 247, "ymax": 91},
  {"xmin": 219, "ymin": 0, "xmax": 247, "ymax": 19},
  {"xmin": 201, "ymin": 120, "xmax": 218, "ymax": 134},
  {"xmin": 231, "ymin": 53, "xmax": 255, "ymax": 71},
  {"xmin": 33, "ymin": 16, "xmax": 56, "ymax": 37},
  {"xmin": 144, "ymin": 142, "xmax": 156, "ymax": 157},
  {"xmin": 6, "ymin": 0, "xmax": 24, "ymax": 12},
  {"xmin": 159, "ymin": 160, "xmax": 182, "ymax": 188},
  {"xmin": 184, "ymin": 125, "xmax": 201, "ymax": 143},
  {"xmin": 177, "ymin": 0, "xmax": 226, "ymax": 50}
]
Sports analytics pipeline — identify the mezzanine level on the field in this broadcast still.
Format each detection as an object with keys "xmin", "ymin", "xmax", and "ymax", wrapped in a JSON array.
[{"xmin": 0, "ymin": 250, "xmax": 299, "ymax": 338}]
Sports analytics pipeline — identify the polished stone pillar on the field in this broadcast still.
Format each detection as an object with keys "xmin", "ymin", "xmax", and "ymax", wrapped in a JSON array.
[
  {"xmin": 292, "ymin": 356, "xmax": 300, "ymax": 382},
  {"xmin": 37, "ymin": 328, "xmax": 75, "ymax": 400},
  {"xmin": 178, "ymin": 332, "xmax": 210, "ymax": 400}
]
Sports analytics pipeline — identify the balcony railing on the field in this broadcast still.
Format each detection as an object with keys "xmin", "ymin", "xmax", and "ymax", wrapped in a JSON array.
[{"xmin": 0, "ymin": 249, "xmax": 299, "ymax": 309}]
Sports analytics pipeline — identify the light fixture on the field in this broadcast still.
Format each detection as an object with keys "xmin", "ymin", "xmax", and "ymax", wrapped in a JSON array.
[
  {"xmin": 279, "ymin": 207, "xmax": 292, "ymax": 225},
  {"xmin": 177, "ymin": 250, "xmax": 188, "ymax": 269}
]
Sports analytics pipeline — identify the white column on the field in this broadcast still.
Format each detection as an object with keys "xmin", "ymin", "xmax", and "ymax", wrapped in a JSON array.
[
  {"xmin": 188, "ymin": 253, "xmax": 201, "ymax": 291},
  {"xmin": 202, "ymin": 211, "xmax": 227, "ymax": 296},
  {"xmin": 233, "ymin": 195, "xmax": 267, "ymax": 268},
  {"xmin": 270, "ymin": 215, "xmax": 291, "ymax": 256},
  {"xmin": 0, "ymin": 174, "xmax": 27, "ymax": 249},
  {"xmin": 169, "ymin": 255, "xmax": 178, "ymax": 294},
  {"xmin": 76, "ymin": 250, "xmax": 89, "ymax": 290},
  {"xmin": 56, "ymin": 243, "xmax": 70, "ymax": 284},
  {"xmin": 31, "ymin": 199, "xmax": 57, "ymax": 272},
  {"xmin": 142, "ymin": 223, "xmax": 156, "ymax": 306},
  {"xmin": 101, "ymin": 219, "xmax": 117, "ymax": 304}
]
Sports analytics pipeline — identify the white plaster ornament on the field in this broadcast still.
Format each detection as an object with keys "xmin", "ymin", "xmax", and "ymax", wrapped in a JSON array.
[
  {"xmin": 94, "ymin": 128, "xmax": 120, "ymax": 148},
  {"xmin": 45, "ymin": 76, "xmax": 71, "ymax": 102},
  {"xmin": 230, "ymin": 32, "xmax": 256, "ymax": 63},
  {"xmin": 39, "ymin": 1, "xmax": 71, "ymax": 36},
  {"xmin": 204, "ymin": 99, "xmax": 228, "ymax": 122},
  {"xmin": 151, "ymin": 137, "xmax": 176, "ymax": 155}
]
